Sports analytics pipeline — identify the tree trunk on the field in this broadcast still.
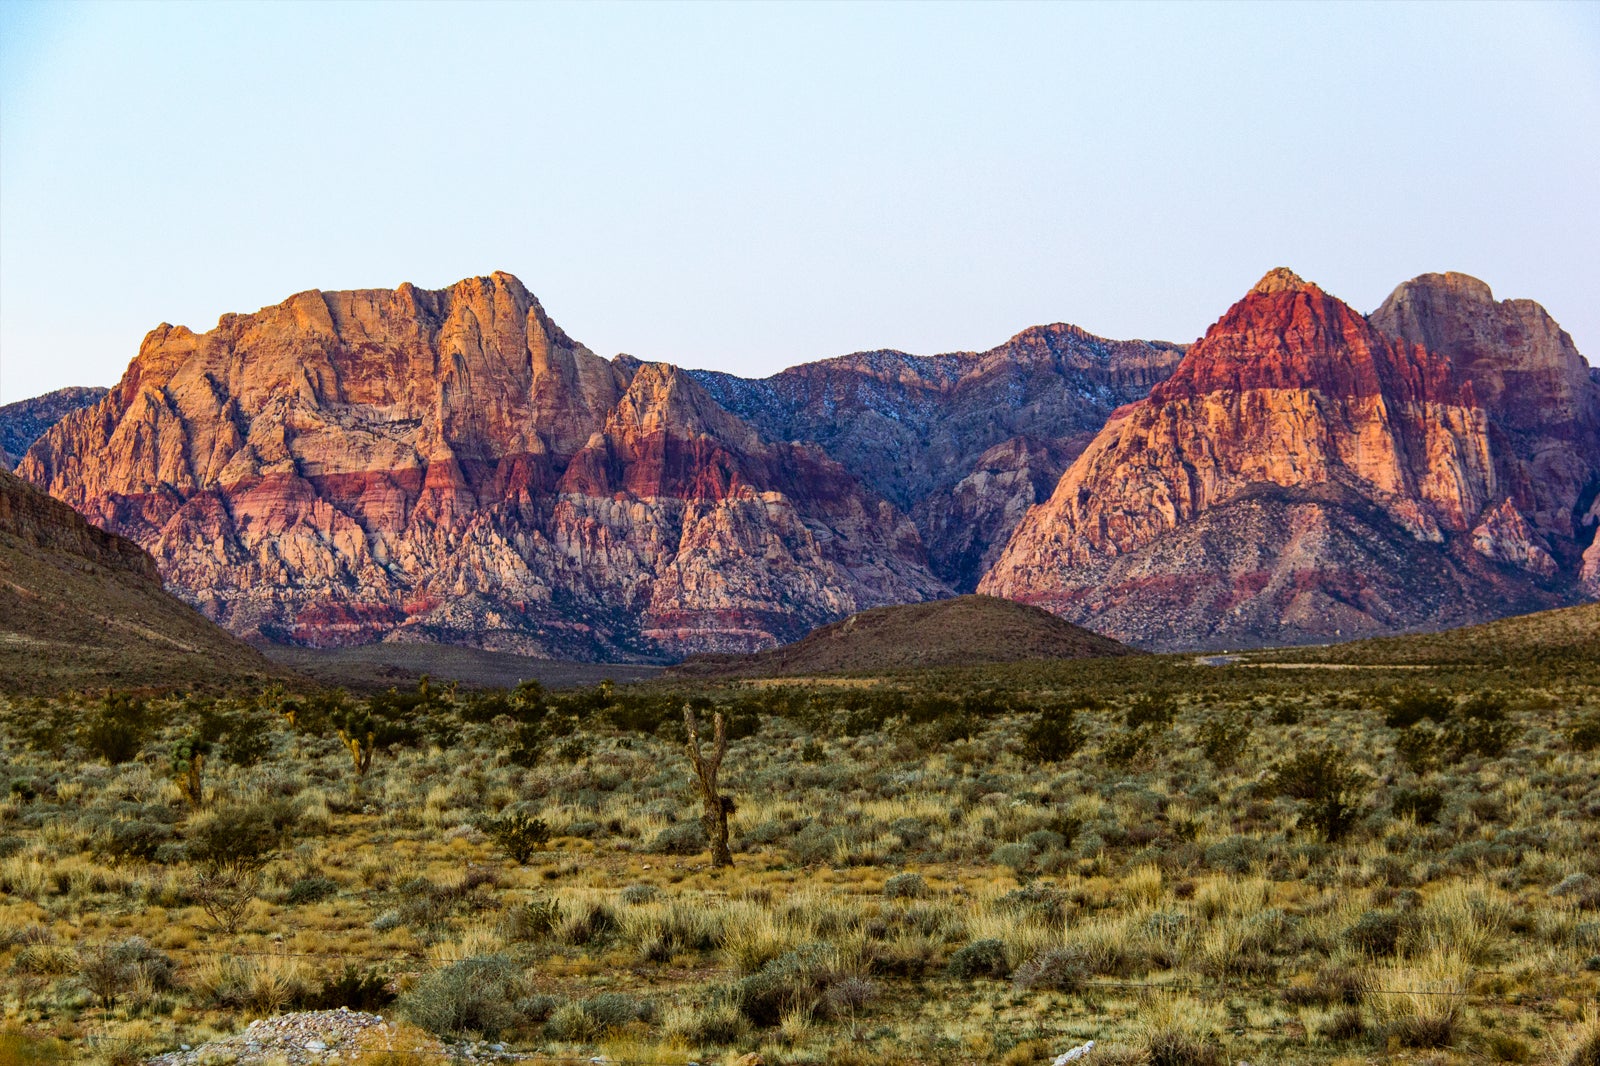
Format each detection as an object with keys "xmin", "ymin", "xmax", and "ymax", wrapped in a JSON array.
[{"xmin": 684, "ymin": 705, "xmax": 733, "ymax": 868}]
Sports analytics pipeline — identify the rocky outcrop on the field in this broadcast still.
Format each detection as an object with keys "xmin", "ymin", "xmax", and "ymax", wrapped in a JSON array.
[
  {"xmin": 692, "ymin": 325, "xmax": 1185, "ymax": 591},
  {"xmin": 980, "ymin": 269, "xmax": 1586, "ymax": 650},
  {"xmin": 1370, "ymin": 272, "xmax": 1600, "ymax": 550},
  {"xmin": 19, "ymin": 274, "xmax": 947, "ymax": 658},
  {"xmin": 0, "ymin": 386, "xmax": 108, "ymax": 468}
]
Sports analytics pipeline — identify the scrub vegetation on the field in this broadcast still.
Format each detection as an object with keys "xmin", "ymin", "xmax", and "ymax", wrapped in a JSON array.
[{"xmin": 1, "ymin": 619, "xmax": 1598, "ymax": 1065}]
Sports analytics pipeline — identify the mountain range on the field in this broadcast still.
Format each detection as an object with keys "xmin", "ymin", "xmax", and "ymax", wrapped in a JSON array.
[{"xmin": 12, "ymin": 267, "xmax": 1598, "ymax": 658}]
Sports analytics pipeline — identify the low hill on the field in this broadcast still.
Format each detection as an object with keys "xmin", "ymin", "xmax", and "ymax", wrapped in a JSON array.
[
  {"xmin": 1270, "ymin": 600, "xmax": 1600, "ymax": 667},
  {"xmin": 0, "ymin": 468, "xmax": 292, "ymax": 694},
  {"xmin": 669, "ymin": 594, "xmax": 1136, "ymax": 678}
]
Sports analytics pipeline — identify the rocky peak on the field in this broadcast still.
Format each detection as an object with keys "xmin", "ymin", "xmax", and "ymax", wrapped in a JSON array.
[
  {"xmin": 20, "ymin": 274, "xmax": 948, "ymax": 658},
  {"xmin": 979, "ymin": 268, "xmax": 1579, "ymax": 650},
  {"xmin": 1370, "ymin": 271, "xmax": 1600, "ymax": 542},
  {"xmin": 1249, "ymin": 267, "xmax": 1316, "ymax": 295}
]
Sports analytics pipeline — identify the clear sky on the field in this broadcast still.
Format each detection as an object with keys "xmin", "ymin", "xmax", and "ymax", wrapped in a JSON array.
[{"xmin": 2, "ymin": 1, "xmax": 1597, "ymax": 404}]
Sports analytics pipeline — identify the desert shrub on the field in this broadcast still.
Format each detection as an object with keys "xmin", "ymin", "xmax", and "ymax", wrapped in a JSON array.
[
  {"xmin": 1319, "ymin": 1007, "xmax": 1366, "ymax": 1041},
  {"xmin": 1395, "ymin": 722, "xmax": 1447, "ymax": 773},
  {"xmin": 728, "ymin": 944, "xmax": 850, "ymax": 1027},
  {"xmin": 1196, "ymin": 709, "xmax": 1252, "ymax": 768},
  {"xmin": 507, "ymin": 721, "xmax": 547, "ymax": 768},
  {"xmin": 990, "ymin": 842, "xmax": 1033, "ymax": 872},
  {"xmin": 500, "ymin": 897, "xmax": 562, "ymax": 942},
  {"xmin": 1203, "ymin": 835, "xmax": 1261, "ymax": 873},
  {"xmin": 302, "ymin": 965, "xmax": 395, "ymax": 1011},
  {"xmin": 186, "ymin": 801, "xmax": 296, "ymax": 878},
  {"xmin": 1145, "ymin": 1027, "xmax": 1224, "ymax": 1066},
  {"xmin": 582, "ymin": 991, "xmax": 656, "ymax": 1030},
  {"xmin": 400, "ymin": 954, "xmax": 525, "ymax": 1038},
  {"xmin": 1451, "ymin": 692, "xmax": 1518, "ymax": 757},
  {"xmin": 883, "ymin": 872, "xmax": 927, "ymax": 900},
  {"xmin": 556, "ymin": 900, "xmax": 618, "ymax": 946},
  {"xmin": 1125, "ymin": 692, "xmax": 1176, "ymax": 730},
  {"xmin": 1268, "ymin": 748, "xmax": 1366, "ymax": 841},
  {"xmin": 80, "ymin": 694, "xmax": 148, "ymax": 764},
  {"xmin": 1386, "ymin": 690, "xmax": 1454, "ymax": 729},
  {"xmin": 482, "ymin": 810, "xmax": 550, "ymax": 864},
  {"xmin": 1392, "ymin": 787, "xmax": 1444, "ymax": 825},
  {"xmin": 1565, "ymin": 710, "xmax": 1600, "ymax": 752},
  {"xmin": 648, "ymin": 821, "xmax": 706, "ymax": 856},
  {"xmin": 620, "ymin": 883, "xmax": 659, "ymax": 906},
  {"xmin": 1012, "ymin": 947, "xmax": 1087, "ymax": 992},
  {"xmin": 1268, "ymin": 702, "xmax": 1303, "ymax": 726},
  {"xmin": 96, "ymin": 820, "xmax": 176, "ymax": 865},
  {"xmin": 1021, "ymin": 708, "xmax": 1086, "ymax": 763},
  {"xmin": 77, "ymin": 938, "xmax": 175, "ymax": 1009},
  {"xmin": 284, "ymin": 876, "xmax": 339, "ymax": 905},
  {"xmin": 1346, "ymin": 910, "xmax": 1406, "ymax": 956},
  {"xmin": 948, "ymin": 938, "xmax": 1010, "ymax": 980},
  {"xmin": 1104, "ymin": 725, "xmax": 1161, "ymax": 769}
]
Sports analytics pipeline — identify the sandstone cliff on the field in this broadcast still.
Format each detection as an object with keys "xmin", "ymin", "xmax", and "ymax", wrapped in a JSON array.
[
  {"xmin": 0, "ymin": 386, "xmax": 108, "ymax": 468},
  {"xmin": 980, "ymin": 269, "xmax": 1591, "ymax": 649},
  {"xmin": 19, "ymin": 274, "xmax": 947, "ymax": 658},
  {"xmin": 691, "ymin": 324, "xmax": 1185, "ymax": 589}
]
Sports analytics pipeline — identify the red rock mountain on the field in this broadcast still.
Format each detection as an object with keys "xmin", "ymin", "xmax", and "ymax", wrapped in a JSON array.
[
  {"xmin": 18, "ymin": 274, "xmax": 947, "ymax": 659},
  {"xmin": 691, "ymin": 325, "xmax": 1186, "ymax": 589},
  {"xmin": 980, "ymin": 269, "xmax": 1598, "ymax": 649},
  {"xmin": 0, "ymin": 386, "xmax": 108, "ymax": 469}
]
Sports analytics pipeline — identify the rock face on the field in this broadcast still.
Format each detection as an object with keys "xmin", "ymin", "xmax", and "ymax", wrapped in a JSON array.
[
  {"xmin": 0, "ymin": 386, "xmax": 108, "ymax": 468},
  {"xmin": 691, "ymin": 325, "xmax": 1185, "ymax": 590},
  {"xmin": 980, "ymin": 269, "xmax": 1593, "ymax": 650},
  {"xmin": 19, "ymin": 274, "xmax": 947, "ymax": 658},
  {"xmin": 0, "ymin": 467, "xmax": 285, "ymax": 693}
]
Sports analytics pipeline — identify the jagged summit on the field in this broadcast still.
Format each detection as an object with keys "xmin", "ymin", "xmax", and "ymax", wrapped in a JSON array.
[{"xmin": 1249, "ymin": 267, "xmax": 1315, "ymax": 295}]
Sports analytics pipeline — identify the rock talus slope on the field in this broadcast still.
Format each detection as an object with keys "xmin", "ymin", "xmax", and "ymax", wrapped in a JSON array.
[
  {"xmin": 980, "ymin": 269, "xmax": 1595, "ymax": 649},
  {"xmin": 19, "ymin": 274, "xmax": 947, "ymax": 658}
]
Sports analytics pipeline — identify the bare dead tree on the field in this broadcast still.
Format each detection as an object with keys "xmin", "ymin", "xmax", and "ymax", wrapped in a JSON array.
[{"xmin": 683, "ymin": 704, "xmax": 734, "ymax": 867}]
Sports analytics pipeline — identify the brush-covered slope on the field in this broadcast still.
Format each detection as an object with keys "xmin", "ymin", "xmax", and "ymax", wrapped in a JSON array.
[
  {"xmin": 0, "ymin": 467, "xmax": 287, "ymax": 693},
  {"xmin": 19, "ymin": 273, "xmax": 947, "ymax": 660},
  {"xmin": 0, "ymin": 386, "xmax": 108, "ymax": 468},
  {"xmin": 981, "ymin": 269, "xmax": 1591, "ymax": 650},
  {"xmin": 1277, "ymin": 601, "xmax": 1600, "ymax": 667},
  {"xmin": 691, "ymin": 325, "xmax": 1185, "ymax": 590},
  {"xmin": 669, "ymin": 593, "xmax": 1135, "ymax": 677}
]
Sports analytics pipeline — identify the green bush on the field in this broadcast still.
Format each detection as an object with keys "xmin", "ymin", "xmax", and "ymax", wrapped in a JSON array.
[
  {"xmin": 482, "ymin": 810, "xmax": 550, "ymax": 864},
  {"xmin": 1268, "ymin": 748, "xmax": 1366, "ymax": 842},
  {"xmin": 1385, "ymin": 690, "xmax": 1454, "ymax": 729},
  {"xmin": 302, "ymin": 965, "xmax": 394, "ymax": 1011},
  {"xmin": 883, "ymin": 873, "xmax": 927, "ymax": 900},
  {"xmin": 1196, "ymin": 709, "xmax": 1253, "ymax": 768},
  {"xmin": 186, "ymin": 801, "xmax": 296, "ymax": 878},
  {"xmin": 80, "ymin": 693, "xmax": 148, "ymax": 764},
  {"xmin": 1391, "ymin": 787, "xmax": 1444, "ymax": 825},
  {"xmin": 1565, "ymin": 710, "xmax": 1600, "ymax": 752},
  {"xmin": 947, "ymin": 938, "xmax": 1010, "ymax": 979},
  {"xmin": 1011, "ymin": 947, "xmax": 1087, "ymax": 991},
  {"xmin": 400, "ymin": 954, "xmax": 525, "ymax": 1038},
  {"xmin": 1021, "ymin": 708, "xmax": 1086, "ymax": 763}
]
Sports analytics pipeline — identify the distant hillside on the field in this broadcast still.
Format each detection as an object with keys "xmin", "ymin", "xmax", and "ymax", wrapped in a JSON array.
[
  {"xmin": 0, "ymin": 386, "xmax": 107, "ymax": 468},
  {"xmin": 669, "ymin": 594, "xmax": 1136, "ymax": 678},
  {"xmin": 1270, "ymin": 601, "xmax": 1600, "ymax": 667},
  {"xmin": 0, "ymin": 468, "xmax": 291, "ymax": 694}
]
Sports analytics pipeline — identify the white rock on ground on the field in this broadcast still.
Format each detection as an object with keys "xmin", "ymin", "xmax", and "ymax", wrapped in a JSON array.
[{"xmin": 144, "ymin": 1008, "xmax": 447, "ymax": 1065}]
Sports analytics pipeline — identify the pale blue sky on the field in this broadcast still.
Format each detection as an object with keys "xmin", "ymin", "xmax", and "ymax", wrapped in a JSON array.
[{"xmin": 2, "ymin": 1, "xmax": 1596, "ymax": 403}]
